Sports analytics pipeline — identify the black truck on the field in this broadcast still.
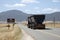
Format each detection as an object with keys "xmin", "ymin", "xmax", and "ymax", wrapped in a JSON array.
[{"xmin": 27, "ymin": 15, "xmax": 45, "ymax": 29}]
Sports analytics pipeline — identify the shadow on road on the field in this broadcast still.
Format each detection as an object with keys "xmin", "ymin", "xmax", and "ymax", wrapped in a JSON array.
[
  {"xmin": 32, "ymin": 28, "xmax": 52, "ymax": 30},
  {"xmin": 44, "ymin": 28, "xmax": 52, "ymax": 30}
]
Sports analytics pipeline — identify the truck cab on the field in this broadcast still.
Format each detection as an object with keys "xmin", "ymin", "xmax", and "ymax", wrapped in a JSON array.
[{"xmin": 27, "ymin": 15, "xmax": 45, "ymax": 29}]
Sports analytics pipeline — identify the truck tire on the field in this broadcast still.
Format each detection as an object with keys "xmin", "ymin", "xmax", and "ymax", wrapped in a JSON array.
[
  {"xmin": 28, "ymin": 24, "xmax": 30, "ymax": 28},
  {"xmin": 31, "ymin": 24, "xmax": 35, "ymax": 29}
]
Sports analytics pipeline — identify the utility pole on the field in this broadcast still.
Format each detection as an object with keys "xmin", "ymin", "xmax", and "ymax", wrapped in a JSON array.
[{"xmin": 53, "ymin": 17, "xmax": 55, "ymax": 28}]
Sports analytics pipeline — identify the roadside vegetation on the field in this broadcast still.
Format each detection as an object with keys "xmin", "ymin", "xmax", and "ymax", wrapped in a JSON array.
[{"xmin": 0, "ymin": 23, "xmax": 22, "ymax": 40}]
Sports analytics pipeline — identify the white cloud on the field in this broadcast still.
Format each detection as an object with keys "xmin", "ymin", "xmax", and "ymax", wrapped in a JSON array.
[
  {"xmin": 21, "ymin": 0, "xmax": 39, "ymax": 3},
  {"xmin": 24, "ymin": 9, "xmax": 41, "ymax": 14},
  {"xmin": 52, "ymin": 0, "xmax": 60, "ymax": 2},
  {"xmin": 25, "ymin": 10, "xmax": 31, "ymax": 12},
  {"xmin": 4, "ymin": 0, "xmax": 40, "ymax": 9},
  {"xmin": 24, "ymin": 10, "xmax": 32, "ymax": 14},
  {"xmin": 5, "ymin": 3, "xmax": 26, "ymax": 8},
  {"xmin": 24, "ymin": 8, "xmax": 60, "ymax": 14},
  {"xmin": 42, "ymin": 8, "xmax": 60, "ymax": 13}
]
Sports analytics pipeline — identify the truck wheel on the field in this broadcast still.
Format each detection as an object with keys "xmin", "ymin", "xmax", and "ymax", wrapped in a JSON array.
[
  {"xmin": 31, "ymin": 24, "xmax": 35, "ymax": 29},
  {"xmin": 28, "ymin": 25, "xmax": 30, "ymax": 28},
  {"xmin": 43, "ymin": 24, "xmax": 45, "ymax": 29}
]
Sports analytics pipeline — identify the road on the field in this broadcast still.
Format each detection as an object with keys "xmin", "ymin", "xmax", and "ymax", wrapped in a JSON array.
[{"xmin": 18, "ymin": 24, "xmax": 60, "ymax": 40}]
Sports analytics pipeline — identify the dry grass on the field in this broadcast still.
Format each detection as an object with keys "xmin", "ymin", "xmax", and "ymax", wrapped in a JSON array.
[
  {"xmin": 0, "ymin": 24, "xmax": 8, "ymax": 27},
  {"xmin": 20, "ymin": 21, "xmax": 28, "ymax": 26},
  {"xmin": 45, "ymin": 23, "xmax": 60, "ymax": 28},
  {"xmin": 20, "ymin": 21, "xmax": 60, "ymax": 28},
  {"xmin": 0, "ymin": 23, "xmax": 22, "ymax": 40}
]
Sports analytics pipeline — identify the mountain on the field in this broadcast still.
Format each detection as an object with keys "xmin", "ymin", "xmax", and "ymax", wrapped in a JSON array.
[
  {"xmin": 45, "ymin": 12, "xmax": 60, "ymax": 21},
  {"xmin": 0, "ymin": 10, "xmax": 31, "ymax": 21},
  {"xmin": 0, "ymin": 10, "xmax": 60, "ymax": 21}
]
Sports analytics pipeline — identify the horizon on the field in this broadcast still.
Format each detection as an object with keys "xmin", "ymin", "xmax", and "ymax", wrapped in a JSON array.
[
  {"xmin": 0, "ymin": 9, "xmax": 60, "ymax": 14},
  {"xmin": 0, "ymin": 0, "xmax": 60, "ymax": 14}
]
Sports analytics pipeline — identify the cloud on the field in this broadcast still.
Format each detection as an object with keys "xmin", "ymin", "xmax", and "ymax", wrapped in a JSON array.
[
  {"xmin": 52, "ymin": 0, "xmax": 60, "ymax": 2},
  {"xmin": 23, "ymin": 8, "xmax": 60, "ymax": 14},
  {"xmin": 25, "ymin": 10, "xmax": 31, "ymax": 12},
  {"xmin": 21, "ymin": 0, "xmax": 39, "ymax": 3},
  {"xmin": 42, "ymin": 8, "xmax": 60, "ymax": 13},
  {"xmin": 5, "ymin": 3, "xmax": 26, "ymax": 8},
  {"xmin": 24, "ymin": 9, "xmax": 41, "ymax": 14},
  {"xmin": 4, "ymin": 0, "xmax": 40, "ymax": 8},
  {"xmin": 24, "ymin": 10, "xmax": 32, "ymax": 14}
]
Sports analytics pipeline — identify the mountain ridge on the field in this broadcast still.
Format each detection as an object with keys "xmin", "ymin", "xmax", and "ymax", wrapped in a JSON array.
[
  {"xmin": 0, "ymin": 10, "xmax": 30, "ymax": 21},
  {"xmin": 0, "ymin": 10, "xmax": 60, "ymax": 21}
]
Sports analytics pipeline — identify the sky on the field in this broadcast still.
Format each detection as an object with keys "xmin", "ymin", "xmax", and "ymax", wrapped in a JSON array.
[{"xmin": 0, "ymin": 0, "xmax": 60, "ymax": 14}]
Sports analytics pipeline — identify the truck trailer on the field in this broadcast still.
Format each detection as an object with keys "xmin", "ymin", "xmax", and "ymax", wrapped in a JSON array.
[{"xmin": 27, "ymin": 15, "xmax": 45, "ymax": 29}]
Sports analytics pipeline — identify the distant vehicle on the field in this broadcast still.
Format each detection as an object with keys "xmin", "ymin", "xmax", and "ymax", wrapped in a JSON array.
[
  {"xmin": 27, "ymin": 15, "xmax": 45, "ymax": 29},
  {"xmin": 7, "ymin": 18, "xmax": 15, "ymax": 23}
]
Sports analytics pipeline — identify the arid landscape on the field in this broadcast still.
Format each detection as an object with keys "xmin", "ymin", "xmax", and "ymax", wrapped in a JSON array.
[
  {"xmin": 44, "ymin": 21, "xmax": 60, "ymax": 28},
  {"xmin": 45, "ymin": 23, "xmax": 60, "ymax": 28},
  {"xmin": 0, "ymin": 23, "xmax": 34, "ymax": 40},
  {"xmin": 21, "ymin": 21, "xmax": 60, "ymax": 28},
  {"xmin": 0, "ymin": 23, "xmax": 22, "ymax": 40},
  {"xmin": 0, "ymin": 0, "xmax": 60, "ymax": 40}
]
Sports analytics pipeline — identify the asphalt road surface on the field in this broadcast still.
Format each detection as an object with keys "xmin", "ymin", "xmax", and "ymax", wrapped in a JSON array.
[{"xmin": 18, "ymin": 24, "xmax": 60, "ymax": 40}]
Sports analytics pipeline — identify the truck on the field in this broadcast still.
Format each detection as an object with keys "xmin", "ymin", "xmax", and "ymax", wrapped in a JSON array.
[{"xmin": 27, "ymin": 15, "xmax": 45, "ymax": 29}]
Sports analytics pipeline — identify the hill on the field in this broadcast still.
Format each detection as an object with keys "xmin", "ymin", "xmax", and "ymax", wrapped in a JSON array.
[
  {"xmin": 0, "ymin": 10, "xmax": 60, "ymax": 21},
  {"xmin": 0, "ymin": 10, "xmax": 31, "ymax": 21},
  {"xmin": 45, "ymin": 12, "xmax": 60, "ymax": 21}
]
